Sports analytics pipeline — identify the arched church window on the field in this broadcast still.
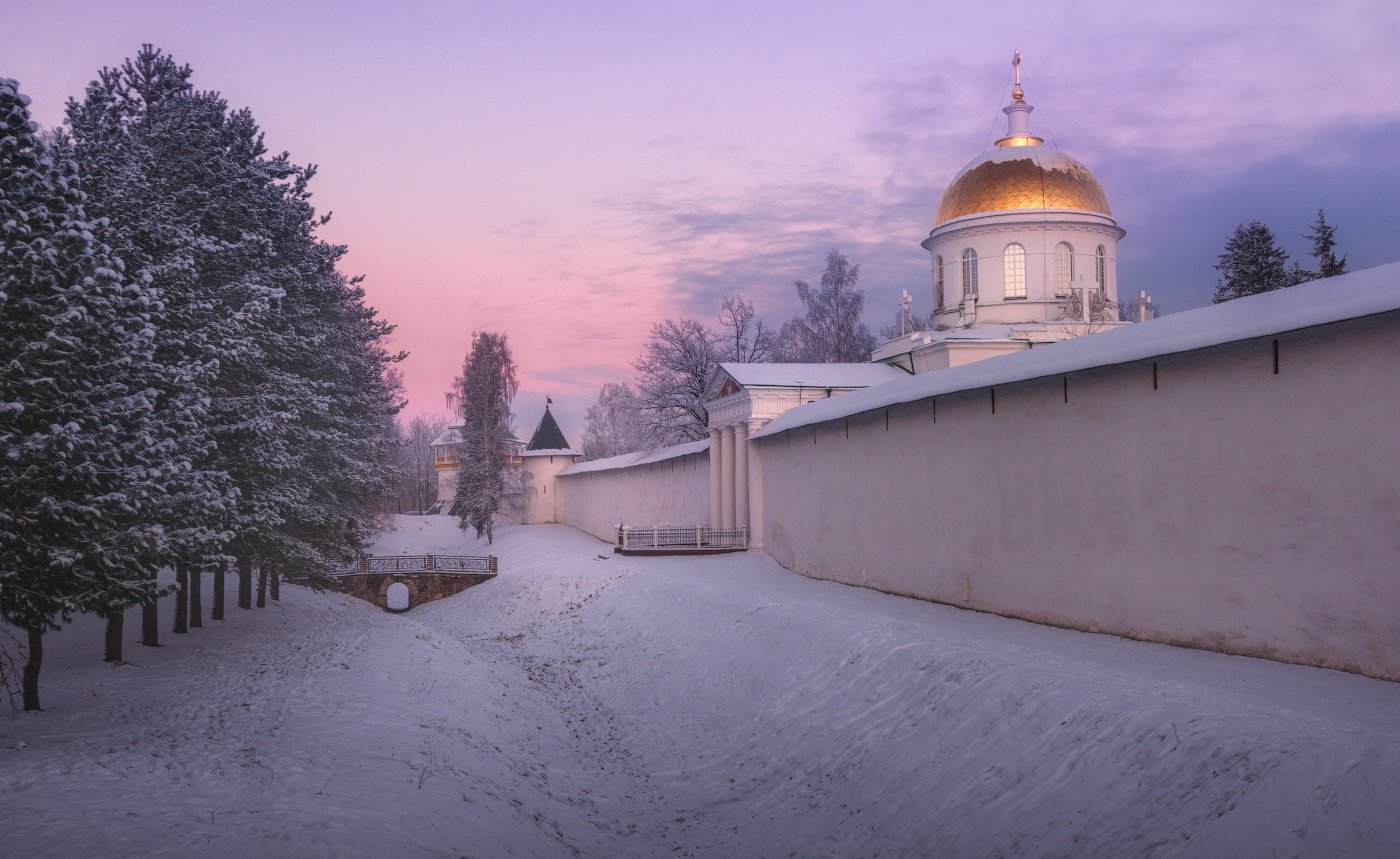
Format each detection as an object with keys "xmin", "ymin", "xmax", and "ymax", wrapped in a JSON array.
[
  {"xmin": 1096, "ymin": 245, "xmax": 1107, "ymax": 294},
  {"xmin": 1003, "ymin": 243, "xmax": 1026, "ymax": 299},
  {"xmin": 935, "ymin": 256, "xmax": 944, "ymax": 309},
  {"xmin": 961, "ymin": 248, "xmax": 978, "ymax": 298},
  {"xmin": 1054, "ymin": 242, "xmax": 1075, "ymax": 296}
]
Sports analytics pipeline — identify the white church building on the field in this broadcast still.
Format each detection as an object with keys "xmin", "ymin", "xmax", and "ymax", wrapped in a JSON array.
[
  {"xmin": 484, "ymin": 58, "xmax": 1400, "ymax": 682},
  {"xmin": 700, "ymin": 55, "xmax": 1151, "ymax": 541}
]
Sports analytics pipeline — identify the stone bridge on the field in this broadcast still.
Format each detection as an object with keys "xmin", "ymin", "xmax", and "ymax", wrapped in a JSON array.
[{"xmin": 327, "ymin": 554, "xmax": 498, "ymax": 612}]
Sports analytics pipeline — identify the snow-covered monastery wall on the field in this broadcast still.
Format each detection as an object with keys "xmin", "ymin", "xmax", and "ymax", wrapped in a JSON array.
[
  {"xmin": 556, "ymin": 441, "xmax": 710, "ymax": 542},
  {"xmin": 754, "ymin": 267, "xmax": 1400, "ymax": 681}
]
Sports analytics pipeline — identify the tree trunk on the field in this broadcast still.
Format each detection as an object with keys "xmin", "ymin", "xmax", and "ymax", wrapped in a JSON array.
[
  {"xmin": 270, "ymin": 565, "xmax": 280, "ymax": 601},
  {"xmin": 237, "ymin": 556, "xmax": 253, "ymax": 610},
  {"xmin": 256, "ymin": 563, "xmax": 268, "ymax": 608},
  {"xmin": 141, "ymin": 596, "xmax": 159, "ymax": 647},
  {"xmin": 22, "ymin": 625, "xmax": 42, "ymax": 711},
  {"xmin": 189, "ymin": 566, "xmax": 203, "ymax": 628},
  {"xmin": 173, "ymin": 561, "xmax": 189, "ymax": 633},
  {"xmin": 104, "ymin": 611, "xmax": 124, "ymax": 663},
  {"xmin": 212, "ymin": 562, "xmax": 226, "ymax": 621}
]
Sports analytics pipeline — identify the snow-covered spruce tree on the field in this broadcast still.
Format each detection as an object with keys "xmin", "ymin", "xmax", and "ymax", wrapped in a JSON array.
[
  {"xmin": 260, "ymin": 261, "xmax": 404, "ymax": 574},
  {"xmin": 0, "ymin": 79, "xmax": 175, "ymax": 708},
  {"xmin": 780, "ymin": 249, "xmax": 877, "ymax": 362},
  {"xmin": 632, "ymin": 318, "xmax": 716, "ymax": 444},
  {"xmin": 63, "ymin": 48, "xmax": 250, "ymax": 638},
  {"xmin": 1304, "ymin": 209, "xmax": 1347, "ymax": 279},
  {"xmin": 67, "ymin": 46, "xmax": 402, "ymax": 618},
  {"xmin": 1212, "ymin": 220, "xmax": 1292, "ymax": 303},
  {"xmin": 581, "ymin": 383, "xmax": 650, "ymax": 460},
  {"xmin": 453, "ymin": 332, "xmax": 519, "ymax": 543}
]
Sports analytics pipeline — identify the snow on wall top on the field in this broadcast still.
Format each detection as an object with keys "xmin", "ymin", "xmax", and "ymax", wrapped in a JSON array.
[
  {"xmin": 522, "ymin": 448, "xmax": 579, "ymax": 458},
  {"xmin": 754, "ymin": 260, "xmax": 1400, "ymax": 441},
  {"xmin": 718, "ymin": 362, "xmax": 909, "ymax": 388},
  {"xmin": 558, "ymin": 439, "xmax": 709, "ymax": 476}
]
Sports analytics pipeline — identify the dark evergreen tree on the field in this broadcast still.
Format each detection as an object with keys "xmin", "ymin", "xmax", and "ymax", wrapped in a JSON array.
[
  {"xmin": 67, "ymin": 46, "xmax": 403, "ymax": 609},
  {"xmin": 64, "ymin": 47, "xmax": 245, "ymax": 642},
  {"xmin": 1304, "ymin": 209, "xmax": 1347, "ymax": 279},
  {"xmin": 1212, "ymin": 220, "xmax": 1292, "ymax": 303},
  {"xmin": 453, "ymin": 333, "xmax": 519, "ymax": 543},
  {"xmin": 0, "ymin": 78, "xmax": 171, "ymax": 707}
]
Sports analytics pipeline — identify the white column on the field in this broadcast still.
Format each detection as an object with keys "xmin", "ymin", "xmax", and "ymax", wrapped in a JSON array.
[
  {"xmin": 708, "ymin": 427, "xmax": 723, "ymax": 527},
  {"xmin": 720, "ymin": 426, "xmax": 736, "ymax": 530},
  {"xmin": 734, "ymin": 421, "xmax": 750, "ymax": 535},
  {"xmin": 746, "ymin": 419, "xmax": 766, "ymax": 550}
]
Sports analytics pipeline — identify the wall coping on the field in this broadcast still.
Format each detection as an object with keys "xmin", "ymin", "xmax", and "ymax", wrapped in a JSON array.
[
  {"xmin": 755, "ymin": 260, "xmax": 1400, "ymax": 440},
  {"xmin": 559, "ymin": 439, "xmax": 709, "ymax": 477}
]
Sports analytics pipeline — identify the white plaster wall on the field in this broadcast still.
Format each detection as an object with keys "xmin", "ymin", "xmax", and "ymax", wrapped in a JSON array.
[
  {"xmin": 756, "ymin": 311, "xmax": 1400, "ymax": 681},
  {"xmin": 435, "ymin": 466, "xmax": 456, "ymax": 505},
  {"xmin": 556, "ymin": 450, "xmax": 711, "ymax": 542},
  {"xmin": 520, "ymin": 454, "xmax": 577, "ymax": 524}
]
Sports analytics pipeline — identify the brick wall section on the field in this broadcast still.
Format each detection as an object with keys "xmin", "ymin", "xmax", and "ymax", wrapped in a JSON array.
[{"xmin": 336, "ymin": 573, "xmax": 495, "ymax": 611}]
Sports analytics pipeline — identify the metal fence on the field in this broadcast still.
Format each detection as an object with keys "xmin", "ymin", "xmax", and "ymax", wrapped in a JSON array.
[
  {"xmin": 617, "ymin": 525, "xmax": 748, "ymax": 551},
  {"xmin": 331, "ymin": 554, "xmax": 497, "ymax": 577}
]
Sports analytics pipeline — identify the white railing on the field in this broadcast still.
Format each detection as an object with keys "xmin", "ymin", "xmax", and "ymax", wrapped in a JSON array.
[
  {"xmin": 617, "ymin": 525, "xmax": 748, "ymax": 551},
  {"xmin": 329, "ymin": 554, "xmax": 497, "ymax": 576}
]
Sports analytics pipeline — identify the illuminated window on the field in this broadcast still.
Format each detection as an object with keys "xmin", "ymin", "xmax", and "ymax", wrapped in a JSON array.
[
  {"xmin": 935, "ymin": 255, "xmax": 944, "ymax": 309},
  {"xmin": 1096, "ymin": 245, "xmax": 1107, "ymax": 294},
  {"xmin": 1054, "ymin": 242, "xmax": 1075, "ymax": 296},
  {"xmin": 1003, "ymin": 243, "xmax": 1026, "ymax": 299},
  {"xmin": 961, "ymin": 248, "xmax": 978, "ymax": 298}
]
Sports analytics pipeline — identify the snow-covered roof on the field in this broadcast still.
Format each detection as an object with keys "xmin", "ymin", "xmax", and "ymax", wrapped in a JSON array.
[
  {"xmin": 559, "ymin": 439, "xmax": 709, "ymax": 476},
  {"xmin": 716, "ymin": 362, "xmax": 908, "ymax": 389},
  {"xmin": 429, "ymin": 425, "xmax": 464, "ymax": 447},
  {"xmin": 430, "ymin": 424, "xmax": 525, "ymax": 448},
  {"xmin": 754, "ymin": 261, "xmax": 1400, "ymax": 441}
]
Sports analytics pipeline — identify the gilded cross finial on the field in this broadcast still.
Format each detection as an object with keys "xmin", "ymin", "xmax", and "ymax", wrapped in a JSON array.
[{"xmin": 1012, "ymin": 50, "xmax": 1024, "ymax": 100}]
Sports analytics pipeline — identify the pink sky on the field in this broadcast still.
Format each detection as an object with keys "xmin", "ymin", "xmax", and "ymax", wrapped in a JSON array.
[{"xmin": 11, "ymin": 1, "xmax": 1400, "ymax": 440}]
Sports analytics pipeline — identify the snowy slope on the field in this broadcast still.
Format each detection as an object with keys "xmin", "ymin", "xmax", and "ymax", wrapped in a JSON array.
[{"xmin": 3, "ymin": 516, "xmax": 1398, "ymax": 858}]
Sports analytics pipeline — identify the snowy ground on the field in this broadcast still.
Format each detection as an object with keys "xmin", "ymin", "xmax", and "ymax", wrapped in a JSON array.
[{"xmin": 4, "ymin": 516, "xmax": 1399, "ymax": 858}]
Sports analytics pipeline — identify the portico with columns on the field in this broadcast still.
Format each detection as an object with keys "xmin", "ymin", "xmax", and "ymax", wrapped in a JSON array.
[{"xmin": 702, "ymin": 362, "xmax": 908, "ymax": 549}]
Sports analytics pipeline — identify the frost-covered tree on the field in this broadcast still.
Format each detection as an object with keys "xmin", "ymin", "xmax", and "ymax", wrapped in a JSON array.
[
  {"xmin": 581, "ymin": 383, "xmax": 650, "ymax": 460},
  {"xmin": 397, "ymin": 413, "xmax": 450, "ymax": 512},
  {"xmin": 1304, "ymin": 209, "xmax": 1347, "ymax": 279},
  {"xmin": 633, "ymin": 318, "xmax": 717, "ymax": 444},
  {"xmin": 66, "ymin": 45, "xmax": 402, "ymax": 627},
  {"xmin": 781, "ymin": 249, "xmax": 877, "ymax": 362},
  {"xmin": 715, "ymin": 295, "xmax": 777, "ymax": 363},
  {"xmin": 626, "ymin": 294, "xmax": 781, "ymax": 447},
  {"xmin": 0, "ymin": 78, "xmax": 174, "ymax": 709},
  {"xmin": 1212, "ymin": 220, "xmax": 1292, "ymax": 303},
  {"xmin": 64, "ymin": 47, "xmax": 258, "ymax": 633},
  {"xmin": 454, "ymin": 332, "xmax": 519, "ymax": 543}
]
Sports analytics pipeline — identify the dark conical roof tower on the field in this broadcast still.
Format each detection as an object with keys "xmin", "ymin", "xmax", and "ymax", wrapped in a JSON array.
[{"xmin": 526, "ymin": 401, "xmax": 571, "ymax": 451}]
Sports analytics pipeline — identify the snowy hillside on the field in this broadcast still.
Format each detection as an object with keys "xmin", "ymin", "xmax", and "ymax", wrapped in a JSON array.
[{"xmin": 3, "ymin": 516, "xmax": 1398, "ymax": 857}]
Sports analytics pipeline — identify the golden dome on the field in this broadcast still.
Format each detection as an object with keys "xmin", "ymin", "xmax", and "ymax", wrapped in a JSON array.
[{"xmin": 934, "ymin": 147, "xmax": 1111, "ymax": 227}]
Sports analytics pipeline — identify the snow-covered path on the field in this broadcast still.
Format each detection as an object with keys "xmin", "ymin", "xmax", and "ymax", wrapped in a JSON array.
[{"xmin": 4, "ymin": 516, "xmax": 1399, "ymax": 858}]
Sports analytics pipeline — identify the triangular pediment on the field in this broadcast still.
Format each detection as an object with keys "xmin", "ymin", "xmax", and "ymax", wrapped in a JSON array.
[{"xmin": 701, "ymin": 365, "xmax": 744, "ymax": 404}]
